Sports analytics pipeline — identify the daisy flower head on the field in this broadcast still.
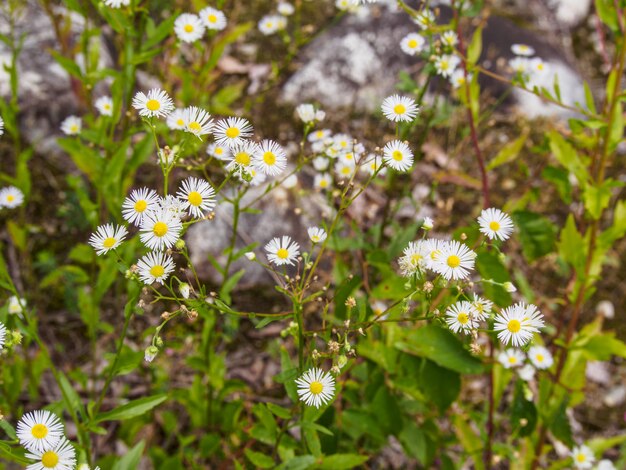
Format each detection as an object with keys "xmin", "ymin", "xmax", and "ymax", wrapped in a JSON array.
[
  {"xmin": 334, "ymin": 160, "xmax": 356, "ymax": 179},
  {"xmin": 497, "ymin": 349, "xmax": 525, "ymax": 369},
  {"xmin": 0, "ymin": 185, "xmax": 24, "ymax": 209},
  {"xmin": 88, "ymin": 224, "xmax": 128, "ymax": 256},
  {"xmin": 25, "ymin": 436, "xmax": 76, "ymax": 470},
  {"xmin": 103, "ymin": 0, "xmax": 130, "ymax": 7},
  {"xmin": 8, "ymin": 295, "xmax": 26, "ymax": 315},
  {"xmin": 478, "ymin": 208, "xmax": 514, "ymax": 241},
  {"xmin": 0, "ymin": 321, "xmax": 6, "ymax": 350},
  {"xmin": 214, "ymin": 117, "xmax": 254, "ymax": 148},
  {"xmin": 137, "ymin": 251, "xmax": 175, "ymax": 285},
  {"xmin": 253, "ymin": 139, "xmax": 287, "ymax": 176},
  {"xmin": 433, "ymin": 240, "xmax": 476, "ymax": 281},
  {"xmin": 434, "ymin": 54, "xmax": 460, "ymax": 78},
  {"xmin": 206, "ymin": 142, "xmax": 232, "ymax": 160},
  {"xmin": 308, "ymin": 227, "xmax": 327, "ymax": 244},
  {"xmin": 159, "ymin": 195, "xmax": 186, "ymax": 217},
  {"xmin": 60, "ymin": 116, "xmax": 81, "ymax": 135},
  {"xmin": 17, "ymin": 410, "xmax": 65, "ymax": 453},
  {"xmin": 471, "ymin": 294, "xmax": 493, "ymax": 320},
  {"xmin": 494, "ymin": 303, "xmax": 545, "ymax": 347},
  {"xmin": 227, "ymin": 140, "xmax": 260, "ymax": 175},
  {"xmin": 166, "ymin": 108, "xmax": 187, "ymax": 130},
  {"xmin": 308, "ymin": 128, "xmax": 332, "ymax": 142},
  {"xmin": 94, "ymin": 96, "xmax": 113, "ymax": 116},
  {"xmin": 199, "ymin": 6, "xmax": 227, "ymax": 30},
  {"xmin": 176, "ymin": 177, "xmax": 216, "ymax": 219},
  {"xmin": 441, "ymin": 31, "xmax": 458, "ymax": 48},
  {"xmin": 518, "ymin": 363, "xmax": 536, "ymax": 381},
  {"xmin": 183, "ymin": 106, "xmax": 213, "ymax": 138},
  {"xmin": 570, "ymin": 445, "xmax": 595, "ymax": 469},
  {"xmin": 528, "ymin": 345, "xmax": 553, "ymax": 369},
  {"xmin": 400, "ymin": 32, "xmax": 425, "ymax": 56},
  {"xmin": 422, "ymin": 238, "xmax": 445, "ymax": 270},
  {"xmin": 265, "ymin": 236, "xmax": 300, "ymax": 266},
  {"xmin": 383, "ymin": 140, "xmax": 413, "ymax": 172},
  {"xmin": 446, "ymin": 301, "xmax": 479, "ymax": 334},
  {"xmin": 139, "ymin": 207, "xmax": 183, "ymax": 251},
  {"xmin": 450, "ymin": 69, "xmax": 471, "ymax": 89},
  {"xmin": 363, "ymin": 155, "xmax": 386, "ymax": 176},
  {"xmin": 132, "ymin": 88, "xmax": 174, "ymax": 118},
  {"xmin": 398, "ymin": 240, "xmax": 427, "ymax": 277},
  {"xmin": 509, "ymin": 56, "xmax": 531, "ymax": 75},
  {"xmin": 313, "ymin": 156, "xmax": 330, "ymax": 171},
  {"xmin": 278, "ymin": 2, "xmax": 295, "ymax": 15},
  {"xmin": 174, "ymin": 13, "xmax": 205, "ymax": 43},
  {"xmin": 295, "ymin": 368, "xmax": 336, "ymax": 408},
  {"xmin": 296, "ymin": 103, "xmax": 325, "ymax": 123},
  {"xmin": 381, "ymin": 94, "xmax": 419, "ymax": 123},
  {"xmin": 511, "ymin": 43, "xmax": 535, "ymax": 56},
  {"xmin": 122, "ymin": 187, "xmax": 160, "ymax": 226},
  {"xmin": 259, "ymin": 14, "xmax": 286, "ymax": 35},
  {"xmin": 314, "ymin": 173, "xmax": 332, "ymax": 190},
  {"xmin": 414, "ymin": 9, "xmax": 435, "ymax": 30}
]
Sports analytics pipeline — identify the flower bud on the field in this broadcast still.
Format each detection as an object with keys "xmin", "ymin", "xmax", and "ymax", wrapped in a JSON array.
[{"xmin": 144, "ymin": 346, "xmax": 159, "ymax": 363}]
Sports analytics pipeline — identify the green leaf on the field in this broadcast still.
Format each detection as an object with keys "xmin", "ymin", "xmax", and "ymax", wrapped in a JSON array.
[
  {"xmin": 49, "ymin": 50, "xmax": 83, "ymax": 79},
  {"xmin": 548, "ymin": 399, "xmax": 573, "ymax": 447},
  {"xmin": 95, "ymin": 394, "xmax": 167, "ymax": 423},
  {"xmin": 398, "ymin": 421, "xmax": 434, "ymax": 466},
  {"xmin": 278, "ymin": 455, "xmax": 316, "ymax": 470},
  {"xmin": 316, "ymin": 454, "xmax": 369, "ymax": 469},
  {"xmin": 419, "ymin": 359, "xmax": 461, "ymax": 412},
  {"xmin": 475, "ymin": 250, "xmax": 512, "ymax": 307},
  {"xmin": 487, "ymin": 132, "xmax": 527, "ymax": 170},
  {"xmin": 395, "ymin": 324, "xmax": 484, "ymax": 374},
  {"xmin": 558, "ymin": 215, "xmax": 586, "ymax": 274},
  {"xmin": 452, "ymin": 415, "xmax": 484, "ymax": 470},
  {"xmin": 58, "ymin": 138, "xmax": 104, "ymax": 182},
  {"xmin": 112, "ymin": 441, "xmax": 145, "ymax": 470},
  {"xmin": 583, "ymin": 180, "xmax": 618, "ymax": 220},
  {"xmin": 266, "ymin": 403, "xmax": 292, "ymax": 420},
  {"xmin": 244, "ymin": 449, "xmax": 275, "ymax": 469},
  {"xmin": 219, "ymin": 269, "xmax": 245, "ymax": 304},
  {"xmin": 541, "ymin": 166, "xmax": 572, "ymax": 204},
  {"xmin": 511, "ymin": 211, "xmax": 557, "ymax": 262},
  {"xmin": 467, "ymin": 26, "xmax": 483, "ymax": 65},
  {"xmin": 595, "ymin": 0, "xmax": 620, "ymax": 32},
  {"xmin": 303, "ymin": 424, "xmax": 322, "ymax": 457},
  {"xmin": 511, "ymin": 381, "xmax": 537, "ymax": 437},
  {"xmin": 548, "ymin": 131, "xmax": 589, "ymax": 185}
]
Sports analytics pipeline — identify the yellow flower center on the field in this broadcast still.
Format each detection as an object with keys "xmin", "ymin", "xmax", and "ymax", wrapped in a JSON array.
[
  {"xmin": 489, "ymin": 221, "xmax": 501, "ymax": 231},
  {"xmin": 150, "ymin": 265, "xmax": 165, "ymax": 278},
  {"xmin": 392, "ymin": 150, "xmax": 403, "ymax": 161},
  {"xmin": 536, "ymin": 354, "xmax": 544, "ymax": 362},
  {"xmin": 309, "ymin": 381, "xmax": 323, "ymax": 395},
  {"xmin": 447, "ymin": 255, "xmax": 461, "ymax": 268},
  {"xmin": 103, "ymin": 237, "xmax": 117, "ymax": 249},
  {"xmin": 41, "ymin": 451, "xmax": 59, "ymax": 468},
  {"xmin": 104, "ymin": 104, "xmax": 111, "ymax": 110},
  {"xmin": 235, "ymin": 152, "xmax": 250, "ymax": 166},
  {"xmin": 319, "ymin": 179, "xmax": 328, "ymax": 188},
  {"xmin": 341, "ymin": 166, "xmax": 351, "ymax": 175},
  {"xmin": 394, "ymin": 104, "xmax": 406, "ymax": 115},
  {"xmin": 263, "ymin": 152, "xmax": 276, "ymax": 165},
  {"xmin": 537, "ymin": 63, "xmax": 544, "ymax": 71},
  {"xmin": 134, "ymin": 199, "xmax": 147, "ymax": 212},
  {"xmin": 507, "ymin": 319, "xmax": 521, "ymax": 333},
  {"xmin": 188, "ymin": 121, "xmax": 201, "ymax": 132},
  {"xmin": 184, "ymin": 24, "xmax": 194, "ymax": 33},
  {"xmin": 7, "ymin": 195, "xmax": 15, "ymax": 202},
  {"xmin": 508, "ymin": 356, "xmax": 517, "ymax": 364},
  {"xmin": 153, "ymin": 222, "xmax": 168, "ymax": 237},
  {"xmin": 408, "ymin": 39, "xmax": 418, "ymax": 48},
  {"xmin": 311, "ymin": 236, "xmax": 320, "ymax": 243},
  {"xmin": 440, "ymin": 61, "xmax": 449, "ymax": 70},
  {"xmin": 276, "ymin": 248, "xmax": 289, "ymax": 259},
  {"xmin": 215, "ymin": 147, "xmax": 223, "ymax": 155},
  {"xmin": 70, "ymin": 124, "xmax": 78, "ymax": 133},
  {"xmin": 344, "ymin": 153, "xmax": 353, "ymax": 160},
  {"xmin": 188, "ymin": 191, "xmax": 203, "ymax": 207},
  {"xmin": 225, "ymin": 126, "xmax": 240, "ymax": 138},
  {"xmin": 457, "ymin": 313, "xmax": 469, "ymax": 324},
  {"xmin": 176, "ymin": 118, "xmax": 185, "ymax": 126},
  {"xmin": 576, "ymin": 454, "xmax": 586, "ymax": 463},
  {"xmin": 430, "ymin": 250, "xmax": 441, "ymax": 260},
  {"xmin": 146, "ymin": 99, "xmax": 161, "ymax": 111},
  {"xmin": 411, "ymin": 254, "xmax": 422, "ymax": 264},
  {"xmin": 208, "ymin": 14, "xmax": 218, "ymax": 23},
  {"xmin": 316, "ymin": 130, "xmax": 324, "ymax": 138},
  {"xmin": 31, "ymin": 424, "xmax": 48, "ymax": 439}
]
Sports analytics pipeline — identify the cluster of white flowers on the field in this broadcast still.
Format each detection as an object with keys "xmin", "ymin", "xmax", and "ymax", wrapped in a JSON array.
[
  {"xmin": 497, "ymin": 345, "xmax": 554, "ymax": 381},
  {"xmin": 508, "ymin": 43, "xmax": 549, "ymax": 89},
  {"xmin": 399, "ymin": 237, "xmax": 476, "ymax": 281},
  {"xmin": 258, "ymin": 2, "xmax": 292, "ymax": 36},
  {"xmin": 14, "ymin": 409, "xmax": 85, "ymax": 470},
  {"xmin": 0, "ymin": 186, "xmax": 24, "ymax": 209},
  {"xmin": 174, "ymin": 7, "xmax": 228, "ymax": 43},
  {"xmin": 569, "ymin": 444, "xmax": 617, "ymax": 470}
]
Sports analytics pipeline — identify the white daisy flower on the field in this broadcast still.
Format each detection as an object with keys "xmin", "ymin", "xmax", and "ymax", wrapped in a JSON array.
[
  {"xmin": 478, "ymin": 208, "xmax": 514, "ymax": 241},
  {"xmin": 253, "ymin": 140, "xmax": 287, "ymax": 176},
  {"xmin": 137, "ymin": 251, "xmax": 176, "ymax": 285},
  {"xmin": 183, "ymin": 106, "xmax": 213, "ymax": 138},
  {"xmin": 441, "ymin": 31, "xmax": 458, "ymax": 47},
  {"xmin": 308, "ymin": 128, "xmax": 332, "ymax": 142},
  {"xmin": 528, "ymin": 345, "xmax": 553, "ymax": 369},
  {"xmin": 8, "ymin": 295, "xmax": 26, "ymax": 314},
  {"xmin": 383, "ymin": 140, "xmax": 413, "ymax": 172},
  {"xmin": 445, "ymin": 301, "xmax": 479, "ymax": 334},
  {"xmin": 400, "ymin": 32, "xmax": 425, "ymax": 56},
  {"xmin": 60, "ymin": 116, "xmax": 81, "ymax": 135},
  {"xmin": 381, "ymin": 94, "xmax": 420, "ymax": 122},
  {"xmin": 434, "ymin": 54, "xmax": 460, "ymax": 78},
  {"xmin": 308, "ymin": 227, "xmax": 327, "ymax": 244},
  {"xmin": 470, "ymin": 294, "xmax": 493, "ymax": 321},
  {"xmin": 94, "ymin": 96, "xmax": 113, "ymax": 116},
  {"xmin": 258, "ymin": 14, "xmax": 286, "ymax": 35},
  {"xmin": 295, "ymin": 368, "xmax": 336, "ymax": 408},
  {"xmin": 213, "ymin": 117, "xmax": 254, "ymax": 148},
  {"xmin": 25, "ymin": 436, "xmax": 76, "ymax": 470},
  {"xmin": 174, "ymin": 13, "xmax": 205, "ymax": 43},
  {"xmin": 296, "ymin": 103, "xmax": 321, "ymax": 123},
  {"xmin": 176, "ymin": 177, "xmax": 216, "ymax": 219},
  {"xmin": 433, "ymin": 240, "xmax": 475, "ymax": 280},
  {"xmin": 103, "ymin": 0, "xmax": 130, "ymax": 7},
  {"xmin": 332, "ymin": 133, "xmax": 353, "ymax": 152},
  {"xmin": 335, "ymin": 160, "xmax": 356, "ymax": 179},
  {"xmin": 144, "ymin": 346, "xmax": 158, "ymax": 363},
  {"xmin": 199, "ymin": 6, "xmax": 227, "ymax": 30},
  {"xmin": 414, "ymin": 9, "xmax": 435, "ymax": 29},
  {"xmin": 371, "ymin": 300, "xmax": 387, "ymax": 318},
  {"xmin": 518, "ymin": 363, "xmax": 536, "ymax": 381},
  {"xmin": 166, "ymin": 108, "xmax": 187, "ymax": 130},
  {"xmin": 363, "ymin": 155, "xmax": 386, "ymax": 176},
  {"xmin": 398, "ymin": 240, "xmax": 427, "ymax": 277},
  {"xmin": 227, "ymin": 141, "xmax": 260, "ymax": 175},
  {"xmin": 314, "ymin": 173, "xmax": 332, "ymax": 190},
  {"xmin": 529, "ymin": 57, "xmax": 548, "ymax": 77},
  {"xmin": 313, "ymin": 156, "xmax": 330, "ymax": 171},
  {"xmin": 596, "ymin": 460, "xmax": 616, "ymax": 470},
  {"xmin": 511, "ymin": 43, "xmax": 535, "ymax": 56},
  {"xmin": 509, "ymin": 56, "xmax": 531, "ymax": 75},
  {"xmin": 497, "ymin": 349, "xmax": 525, "ymax": 369},
  {"xmin": 159, "ymin": 194, "xmax": 187, "ymax": 216},
  {"xmin": 206, "ymin": 142, "xmax": 232, "ymax": 160},
  {"xmin": 265, "ymin": 236, "xmax": 300, "ymax": 266},
  {"xmin": 139, "ymin": 208, "xmax": 183, "ymax": 251},
  {"xmin": 179, "ymin": 282, "xmax": 191, "ymax": 299},
  {"xmin": 494, "ymin": 303, "xmax": 545, "ymax": 347},
  {"xmin": 450, "ymin": 69, "xmax": 471, "ymax": 89},
  {"xmin": 122, "ymin": 187, "xmax": 161, "ymax": 226},
  {"xmin": 0, "ymin": 186, "xmax": 24, "ymax": 208},
  {"xmin": 132, "ymin": 88, "xmax": 174, "ymax": 118},
  {"xmin": 88, "ymin": 224, "xmax": 128, "ymax": 256},
  {"xmin": 0, "ymin": 322, "xmax": 6, "ymax": 351},
  {"xmin": 278, "ymin": 2, "xmax": 295, "ymax": 15},
  {"xmin": 422, "ymin": 238, "xmax": 445, "ymax": 270},
  {"xmin": 421, "ymin": 217, "xmax": 434, "ymax": 231},
  {"xmin": 17, "ymin": 410, "xmax": 65, "ymax": 453},
  {"xmin": 570, "ymin": 445, "xmax": 595, "ymax": 469},
  {"xmin": 335, "ymin": 0, "xmax": 360, "ymax": 12}
]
